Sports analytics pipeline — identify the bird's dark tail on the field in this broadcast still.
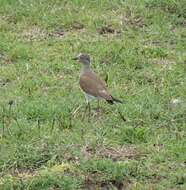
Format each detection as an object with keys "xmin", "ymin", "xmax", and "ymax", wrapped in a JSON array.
[
  {"xmin": 112, "ymin": 96, "xmax": 123, "ymax": 103},
  {"xmin": 106, "ymin": 96, "xmax": 123, "ymax": 104}
]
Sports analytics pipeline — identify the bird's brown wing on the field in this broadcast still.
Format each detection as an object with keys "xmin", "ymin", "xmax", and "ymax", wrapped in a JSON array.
[{"xmin": 80, "ymin": 71, "xmax": 112, "ymax": 100}]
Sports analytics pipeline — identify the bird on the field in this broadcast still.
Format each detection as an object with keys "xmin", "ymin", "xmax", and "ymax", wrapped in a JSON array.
[{"xmin": 73, "ymin": 53, "xmax": 122, "ymax": 117}]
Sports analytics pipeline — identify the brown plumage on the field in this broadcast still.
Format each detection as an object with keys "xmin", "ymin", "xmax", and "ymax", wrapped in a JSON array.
[
  {"xmin": 73, "ymin": 53, "xmax": 122, "ymax": 105},
  {"xmin": 80, "ymin": 70, "xmax": 113, "ymax": 102}
]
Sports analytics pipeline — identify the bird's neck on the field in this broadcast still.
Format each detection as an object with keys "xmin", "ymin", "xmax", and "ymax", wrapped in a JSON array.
[{"xmin": 81, "ymin": 64, "xmax": 91, "ymax": 73}]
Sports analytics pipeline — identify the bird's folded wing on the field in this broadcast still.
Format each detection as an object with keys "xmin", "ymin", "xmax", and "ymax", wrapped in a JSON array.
[{"xmin": 80, "ymin": 71, "xmax": 112, "ymax": 100}]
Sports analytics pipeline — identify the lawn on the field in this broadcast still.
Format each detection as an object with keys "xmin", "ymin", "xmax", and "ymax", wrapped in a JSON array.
[{"xmin": 0, "ymin": 0, "xmax": 186, "ymax": 189}]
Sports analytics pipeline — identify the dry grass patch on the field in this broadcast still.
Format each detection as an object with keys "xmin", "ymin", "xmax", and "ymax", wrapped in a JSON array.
[
  {"xmin": 151, "ymin": 58, "xmax": 176, "ymax": 65},
  {"xmin": 83, "ymin": 179, "xmax": 129, "ymax": 190},
  {"xmin": 21, "ymin": 26, "xmax": 48, "ymax": 41},
  {"xmin": 11, "ymin": 168, "xmax": 37, "ymax": 179},
  {"xmin": 0, "ymin": 52, "xmax": 13, "ymax": 65},
  {"xmin": 97, "ymin": 146, "xmax": 144, "ymax": 161},
  {"xmin": 81, "ymin": 145, "xmax": 144, "ymax": 161},
  {"xmin": 121, "ymin": 14, "xmax": 146, "ymax": 29}
]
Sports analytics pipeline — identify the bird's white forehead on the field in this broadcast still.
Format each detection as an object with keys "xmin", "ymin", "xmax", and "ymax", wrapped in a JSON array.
[{"xmin": 77, "ymin": 53, "xmax": 82, "ymax": 57}]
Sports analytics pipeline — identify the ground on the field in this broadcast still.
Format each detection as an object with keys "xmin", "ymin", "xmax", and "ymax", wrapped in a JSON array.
[{"xmin": 0, "ymin": 0, "xmax": 186, "ymax": 189}]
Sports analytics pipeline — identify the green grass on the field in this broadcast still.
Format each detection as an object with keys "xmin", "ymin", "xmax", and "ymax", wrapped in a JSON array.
[{"xmin": 0, "ymin": 0, "xmax": 186, "ymax": 189}]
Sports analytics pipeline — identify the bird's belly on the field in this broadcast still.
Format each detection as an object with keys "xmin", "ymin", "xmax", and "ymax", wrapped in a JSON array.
[{"xmin": 85, "ymin": 93, "xmax": 101, "ymax": 102}]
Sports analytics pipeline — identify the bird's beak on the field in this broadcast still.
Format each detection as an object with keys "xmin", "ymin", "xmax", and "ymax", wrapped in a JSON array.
[{"xmin": 72, "ymin": 56, "xmax": 78, "ymax": 60}]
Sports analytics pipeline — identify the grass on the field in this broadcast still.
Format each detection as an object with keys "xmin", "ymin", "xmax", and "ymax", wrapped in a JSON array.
[{"xmin": 0, "ymin": 0, "xmax": 186, "ymax": 189}]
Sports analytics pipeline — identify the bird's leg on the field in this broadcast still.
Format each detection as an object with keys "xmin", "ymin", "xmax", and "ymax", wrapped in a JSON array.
[
  {"xmin": 82, "ymin": 101, "xmax": 90, "ymax": 121},
  {"xmin": 97, "ymin": 100, "xmax": 100, "ymax": 112},
  {"xmin": 82, "ymin": 104, "xmax": 88, "ymax": 121},
  {"xmin": 88, "ymin": 102, "xmax": 91, "ymax": 120}
]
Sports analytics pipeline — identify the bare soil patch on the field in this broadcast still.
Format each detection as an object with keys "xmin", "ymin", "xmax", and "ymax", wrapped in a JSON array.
[{"xmin": 97, "ymin": 25, "xmax": 115, "ymax": 35}]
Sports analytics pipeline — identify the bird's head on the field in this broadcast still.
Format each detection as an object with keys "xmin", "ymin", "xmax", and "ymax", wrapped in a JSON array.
[{"xmin": 73, "ymin": 53, "xmax": 91, "ymax": 66}]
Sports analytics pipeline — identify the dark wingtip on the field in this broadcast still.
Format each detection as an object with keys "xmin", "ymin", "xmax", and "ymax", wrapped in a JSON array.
[
  {"xmin": 111, "ymin": 96, "xmax": 123, "ymax": 104},
  {"xmin": 106, "ymin": 99, "xmax": 114, "ymax": 105},
  {"xmin": 106, "ymin": 96, "xmax": 123, "ymax": 105}
]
